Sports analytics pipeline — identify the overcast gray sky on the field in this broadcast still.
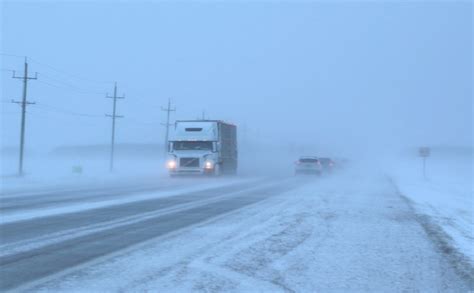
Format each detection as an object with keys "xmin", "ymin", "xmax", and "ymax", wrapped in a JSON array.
[{"xmin": 1, "ymin": 1, "xmax": 472, "ymax": 154}]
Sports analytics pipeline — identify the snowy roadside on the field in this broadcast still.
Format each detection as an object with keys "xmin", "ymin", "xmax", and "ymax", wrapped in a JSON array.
[
  {"xmin": 0, "ymin": 155, "xmax": 168, "ymax": 193},
  {"xmin": 388, "ymin": 150, "xmax": 473, "ymax": 267}
]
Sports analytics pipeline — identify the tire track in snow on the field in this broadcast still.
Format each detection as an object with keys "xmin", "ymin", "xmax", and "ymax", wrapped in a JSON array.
[{"xmin": 157, "ymin": 185, "xmax": 323, "ymax": 293}]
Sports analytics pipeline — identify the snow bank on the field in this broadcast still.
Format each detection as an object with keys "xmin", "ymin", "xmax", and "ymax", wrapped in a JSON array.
[{"xmin": 389, "ymin": 148, "xmax": 473, "ymax": 265}]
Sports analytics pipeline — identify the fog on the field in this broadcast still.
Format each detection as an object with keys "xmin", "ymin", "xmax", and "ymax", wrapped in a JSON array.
[
  {"xmin": 1, "ymin": 1, "xmax": 472, "ymax": 172},
  {"xmin": 1, "ymin": 4, "xmax": 474, "ymax": 290}
]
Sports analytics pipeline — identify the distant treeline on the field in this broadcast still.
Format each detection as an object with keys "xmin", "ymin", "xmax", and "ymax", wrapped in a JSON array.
[
  {"xmin": 401, "ymin": 145, "xmax": 473, "ymax": 158},
  {"xmin": 52, "ymin": 144, "xmax": 165, "ymax": 158},
  {"xmin": 1, "ymin": 144, "xmax": 165, "ymax": 158}
]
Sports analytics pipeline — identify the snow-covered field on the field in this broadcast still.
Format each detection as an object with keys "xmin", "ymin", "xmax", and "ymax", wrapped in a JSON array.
[
  {"xmin": 0, "ymin": 153, "xmax": 167, "ymax": 193},
  {"xmin": 389, "ymin": 148, "xmax": 473, "ymax": 267}
]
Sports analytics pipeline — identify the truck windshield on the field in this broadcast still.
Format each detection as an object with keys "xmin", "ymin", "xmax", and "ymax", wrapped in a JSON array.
[{"xmin": 173, "ymin": 141, "xmax": 213, "ymax": 151}]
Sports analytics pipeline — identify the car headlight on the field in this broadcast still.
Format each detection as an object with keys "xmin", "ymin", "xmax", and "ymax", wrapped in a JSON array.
[{"xmin": 204, "ymin": 161, "xmax": 213, "ymax": 169}]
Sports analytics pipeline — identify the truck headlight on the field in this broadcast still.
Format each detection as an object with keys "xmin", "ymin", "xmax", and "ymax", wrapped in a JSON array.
[
  {"xmin": 167, "ymin": 160, "xmax": 177, "ymax": 169},
  {"xmin": 204, "ymin": 161, "xmax": 213, "ymax": 169}
]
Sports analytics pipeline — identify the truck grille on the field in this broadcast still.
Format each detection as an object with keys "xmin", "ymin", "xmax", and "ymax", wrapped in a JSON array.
[{"xmin": 180, "ymin": 157, "xmax": 200, "ymax": 167}]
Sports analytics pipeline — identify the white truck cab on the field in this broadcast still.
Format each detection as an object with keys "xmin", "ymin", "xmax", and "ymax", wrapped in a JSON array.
[{"xmin": 167, "ymin": 120, "xmax": 237, "ymax": 176}]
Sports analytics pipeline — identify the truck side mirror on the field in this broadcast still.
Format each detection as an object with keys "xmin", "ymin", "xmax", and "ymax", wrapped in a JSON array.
[{"xmin": 213, "ymin": 142, "xmax": 218, "ymax": 152}]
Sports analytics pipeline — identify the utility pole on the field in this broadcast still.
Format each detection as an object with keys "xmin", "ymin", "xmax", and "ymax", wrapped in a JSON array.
[
  {"xmin": 106, "ymin": 82, "xmax": 124, "ymax": 172},
  {"xmin": 11, "ymin": 57, "xmax": 37, "ymax": 176},
  {"xmin": 161, "ymin": 98, "xmax": 176, "ymax": 156}
]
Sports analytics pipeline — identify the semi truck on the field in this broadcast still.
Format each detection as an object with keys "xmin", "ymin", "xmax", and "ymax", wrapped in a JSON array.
[{"xmin": 166, "ymin": 120, "xmax": 238, "ymax": 176}]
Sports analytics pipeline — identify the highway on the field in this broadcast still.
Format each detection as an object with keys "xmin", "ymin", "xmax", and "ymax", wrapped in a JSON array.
[{"xmin": 0, "ymin": 174, "xmax": 471, "ymax": 292}]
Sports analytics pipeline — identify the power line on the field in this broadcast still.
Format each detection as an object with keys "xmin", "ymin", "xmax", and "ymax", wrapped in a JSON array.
[
  {"xmin": 127, "ymin": 118, "xmax": 157, "ymax": 125},
  {"xmin": 2, "ymin": 52, "xmax": 113, "ymax": 85},
  {"xmin": 24, "ymin": 110, "xmax": 109, "ymax": 128},
  {"xmin": 35, "ymin": 103, "xmax": 103, "ymax": 118},
  {"xmin": 4, "ymin": 56, "xmax": 161, "ymax": 107},
  {"xmin": 6, "ymin": 98, "xmax": 151, "ymax": 122},
  {"xmin": 0, "ymin": 52, "xmax": 25, "ymax": 59},
  {"xmin": 36, "ymin": 78, "xmax": 105, "ymax": 96},
  {"xmin": 28, "ymin": 57, "xmax": 114, "ymax": 85}
]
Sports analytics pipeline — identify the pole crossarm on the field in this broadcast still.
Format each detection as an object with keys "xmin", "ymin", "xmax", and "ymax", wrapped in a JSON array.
[
  {"xmin": 106, "ymin": 95, "xmax": 125, "ymax": 99},
  {"xmin": 12, "ymin": 100, "xmax": 36, "ymax": 105},
  {"xmin": 106, "ymin": 114, "xmax": 124, "ymax": 118},
  {"xmin": 161, "ymin": 107, "xmax": 176, "ymax": 112},
  {"xmin": 12, "ymin": 71, "xmax": 37, "ymax": 80}
]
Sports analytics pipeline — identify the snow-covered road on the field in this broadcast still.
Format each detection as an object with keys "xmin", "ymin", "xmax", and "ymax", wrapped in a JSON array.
[{"xmin": 0, "ymin": 172, "xmax": 472, "ymax": 292}]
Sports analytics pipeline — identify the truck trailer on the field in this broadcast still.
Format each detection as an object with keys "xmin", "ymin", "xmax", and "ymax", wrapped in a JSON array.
[{"xmin": 166, "ymin": 120, "xmax": 238, "ymax": 176}]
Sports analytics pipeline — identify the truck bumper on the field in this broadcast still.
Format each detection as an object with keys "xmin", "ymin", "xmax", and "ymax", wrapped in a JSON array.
[{"xmin": 169, "ymin": 168, "xmax": 214, "ymax": 176}]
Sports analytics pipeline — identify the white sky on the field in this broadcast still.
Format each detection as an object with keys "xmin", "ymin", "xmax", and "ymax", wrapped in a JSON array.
[{"xmin": 1, "ymin": 1, "xmax": 472, "ymax": 154}]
